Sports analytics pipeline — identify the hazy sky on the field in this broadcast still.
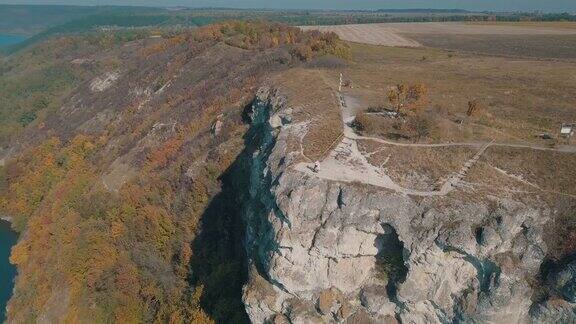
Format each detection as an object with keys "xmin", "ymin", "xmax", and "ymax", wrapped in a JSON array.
[{"xmin": 0, "ymin": 1, "xmax": 575, "ymax": 12}]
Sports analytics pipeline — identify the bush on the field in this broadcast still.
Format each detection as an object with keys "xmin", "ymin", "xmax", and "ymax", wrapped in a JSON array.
[
  {"xmin": 467, "ymin": 99, "xmax": 484, "ymax": 117},
  {"xmin": 191, "ymin": 21, "xmax": 351, "ymax": 61},
  {"xmin": 18, "ymin": 111, "xmax": 37, "ymax": 126},
  {"xmin": 353, "ymin": 112, "xmax": 433, "ymax": 142},
  {"xmin": 406, "ymin": 115, "xmax": 432, "ymax": 142}
]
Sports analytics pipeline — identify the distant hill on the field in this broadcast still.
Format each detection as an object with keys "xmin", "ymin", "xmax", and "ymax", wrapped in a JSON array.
[
  {"xmin": 0, "ymin": 5, "xmax": 96, "ymax": 36},
  {"xmin": 376, "ymin": 8, "xmax": 471, "ymax": 13},
  {"xmin": 1, "ymin": 5, "xmax": 574, "ymax": 55}
]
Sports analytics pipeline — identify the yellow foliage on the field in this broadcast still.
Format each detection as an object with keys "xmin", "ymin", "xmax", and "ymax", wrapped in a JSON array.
[
  {"xmin": 145, "ymin": 136, "xmax": 184, "ymax": 170},
  {"xmin": 9, "ymin": 241, "xmax": 29, "ymax": 265},
  {"xmin": 110, "ymin": 221, "xmax": 126, "ymax": 239}
]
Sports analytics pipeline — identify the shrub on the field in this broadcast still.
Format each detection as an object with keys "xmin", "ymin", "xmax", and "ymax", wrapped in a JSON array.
[
  {"xmin": 406, "ymin": 115, "xmax": 432, "ymax": 142},
  {"xmin": 18, "ymin": 111, "xmax": 36, "ymax": 126},
  {"xmin": 387, "ymin": 83, "xmax": 428, "ymax": 114},
  {"xmin": 467, "ymin": 99, "xmax": 484, "ymax": 117}
]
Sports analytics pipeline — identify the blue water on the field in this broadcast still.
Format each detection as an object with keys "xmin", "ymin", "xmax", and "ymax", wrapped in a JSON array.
[
  {"xmin": 0, "ymin": 34, "xmax": 26, "ymax": 48},
  {"xmin": 0, "ymin": 220, "xmax": 17, "ymax": 322}
]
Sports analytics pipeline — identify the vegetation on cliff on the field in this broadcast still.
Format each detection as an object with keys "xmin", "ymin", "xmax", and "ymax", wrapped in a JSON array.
[{"xmin": 0, "ymin": 22, "xmax": 350, "ymax": 323}]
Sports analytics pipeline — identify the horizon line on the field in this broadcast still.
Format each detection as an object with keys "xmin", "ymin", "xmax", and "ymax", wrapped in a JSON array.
[{"xmin": 0, "ymin": 3, "xmax": 574, "ymax": 14}]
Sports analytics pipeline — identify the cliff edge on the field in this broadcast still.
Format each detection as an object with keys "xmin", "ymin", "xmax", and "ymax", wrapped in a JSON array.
[{"xmin": 240, "ymin": 82, "xmax": 576, "ymax": 323}]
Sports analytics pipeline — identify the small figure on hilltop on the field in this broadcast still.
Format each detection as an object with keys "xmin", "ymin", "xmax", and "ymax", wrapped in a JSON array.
[
  {"xmin": 313, "ymin": 161, "xmax": 320, "ymax": 173},
  {"xmin": 339, "ymin": 73, "xmax": 352, "ymax": 92}
]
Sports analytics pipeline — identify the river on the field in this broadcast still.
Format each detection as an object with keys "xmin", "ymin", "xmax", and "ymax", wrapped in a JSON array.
[
  {"xmin": 0, "ymin": 220, "xmax": 17, "ymax": 322},
  {"xmin": 0, "ymin": 34, "xmax": 26, "ymax": 48}
]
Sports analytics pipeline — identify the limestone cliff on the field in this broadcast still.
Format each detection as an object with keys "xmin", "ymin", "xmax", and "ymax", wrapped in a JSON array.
[{"xmin": 240, "ymin": 87, "xmax": 576, "ymax": 323}]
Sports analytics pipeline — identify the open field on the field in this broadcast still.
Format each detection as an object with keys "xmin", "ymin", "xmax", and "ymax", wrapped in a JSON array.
[
  {"xmin": 467, "ymin": 21, "xmax": 576, "ymax": 30},
  {"xmin": 409, "ymin": 34, "xmax": 576, "ymax": 60},
  {"xmin": 301, "ymin": 22, "xmax": 576, "ymax": 59},
  {"xmin": 385, "ymin": 22, "xmax": 576, "ymax": 34},
  {"xmin": 321, "ymin": 43, "xmax": 576, "ymax": 146},
  {"xmin": 297, "ymin": 40, "xmax": 576, "ymax": 201},
  {"xmin": 300, "ymin": 24, "xmax": 421, "ymax": 47}
]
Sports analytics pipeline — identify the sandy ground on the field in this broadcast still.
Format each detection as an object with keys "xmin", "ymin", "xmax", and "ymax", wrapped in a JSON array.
[{"xmin": 301, "ymin": 22, "xmax": 576, "ymax": 47}]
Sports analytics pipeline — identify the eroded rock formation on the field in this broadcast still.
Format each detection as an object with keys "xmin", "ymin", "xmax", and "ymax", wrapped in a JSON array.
[{"xmin": 240, "ymin": 87, "xmax": 576, "ymax": 323}]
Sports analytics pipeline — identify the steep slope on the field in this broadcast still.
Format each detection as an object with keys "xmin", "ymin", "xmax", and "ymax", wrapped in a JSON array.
[
  {"xmin": 1, "ymin": 19, "xmax": 575, "ymax": 324},
  {"xmin": 239, "ymin": 78, "xmax": 576, "ymax": 323},
  {"xmin": 0, "ymin": 22, "xmax": 350, "ymax": 323}
]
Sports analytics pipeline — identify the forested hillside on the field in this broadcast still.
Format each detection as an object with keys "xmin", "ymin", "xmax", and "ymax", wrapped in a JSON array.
[
  {"xmin": 3, "ymin": 5, "xmax": 574, "ymax": 56},
  {"xmin": 0, "ymin": 22, "xmax": 350, "ymax": 322}
]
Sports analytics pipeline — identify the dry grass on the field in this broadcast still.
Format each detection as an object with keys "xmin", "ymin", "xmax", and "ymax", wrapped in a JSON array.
[
  {"xmin": 271, "ymin": 68, "xmax": 343, "ymax": 161},
  {"xmin": 358, "ymin": 140, "xmax": 476, "ymax": 191},
  {"xmin": 410, "ymin": 34, "xmax": 576, "ymax": 60},
  {"xmin": 337, "ymin": 43, "xmax": 576, "ymax": 145},
  {"xmin": 390, "ymin": 22, "xmax": 576, "ymax": 35},
  {"xmin": 466, "ymin": 161, "xmax": 538, "ymax": 195},
  {"xmin": 301, "ymin": 22, "xmax": 576, "ymax": 49},
  {"xmin": 467, "ymin": 21, "xmax": 576, "ymax": 30},
  {"xmin": 300, "ymin": 24, "xmax": 420, "ymax": 47},
  {"xmin": 272, "ymin": 36, "xmax": 576, "ymax": 201},
  {"xmin": 481, "ymin": 146, "xmax": 576, "ymax": 196}
]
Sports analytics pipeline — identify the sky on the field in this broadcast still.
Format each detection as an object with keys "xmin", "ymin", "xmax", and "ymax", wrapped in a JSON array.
[{"xmin": 0, "ymin": 0, "xmax": 575, "ymax": 12}]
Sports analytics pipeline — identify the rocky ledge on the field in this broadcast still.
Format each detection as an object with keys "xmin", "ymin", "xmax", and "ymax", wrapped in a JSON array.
[{"xmin": 240, "ymin": 87, "xmax": 576, "ymax": 323}]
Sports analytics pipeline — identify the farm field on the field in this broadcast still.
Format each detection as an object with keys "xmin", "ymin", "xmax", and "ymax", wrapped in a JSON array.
[
  {"xmin": 301, "ymin": 22, "xmax": 576, "ymax": 59},
  {"xmin": 300, "ymin": 24, "xmax": 421, "ymax": 47},
  {"xmin": 409, "ymin": 34, "xmax": 576, "ymax": 60},
  {"xmin": 467, "ymin": 21, "xmax": 576, "ymax": 29}
]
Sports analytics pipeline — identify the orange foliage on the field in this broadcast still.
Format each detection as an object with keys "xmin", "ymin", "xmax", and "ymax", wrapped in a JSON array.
[
  {"xmin": 146, "ymin": 135, "xmax": 185, "ymax": 170},
  {"xmin": 0, "ymin": 21, "xmax": 347, "ymax": 323},
  {"xmin": 194, "ymin": 25, "xmax": 224, "ymax": 42},
  {"xmin": 141, "ymin": 34, "xmax": 188, "ymax": 57}
]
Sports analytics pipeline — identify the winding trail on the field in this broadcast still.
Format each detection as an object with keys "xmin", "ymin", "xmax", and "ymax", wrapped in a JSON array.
[
  {"xmin": 356, "ymin": 134, "xmax": 576, "ymax": 153},
  {"xmin": 294, "ymin": 86, "xmax": 576, "ymax": 197},
  {"xmin": 294, "ymin": 92, "xmax": 484, "ymax": 196}
]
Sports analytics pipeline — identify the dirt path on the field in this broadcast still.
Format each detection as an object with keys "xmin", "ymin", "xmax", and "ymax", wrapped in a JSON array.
[
  {"xmin": 356, "ymin": 133, "xmax": 576, "ymax": 153},
  {"xmin": 294, "ymin": 91, "xmax": 475, "ymax": 196},
  {"xmin": 294, "ymin": 85, "xmax": 575, "ymax": 196}
]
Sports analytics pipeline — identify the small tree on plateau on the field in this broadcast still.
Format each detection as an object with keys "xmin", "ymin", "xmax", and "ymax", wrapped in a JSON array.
[
  {"xmin": 387, "ymin": 83, "xmax": 427, "ymax": 114},
  {"xmin": 467, "ymin": 99, "xmax": 482, "ymax": 117}
]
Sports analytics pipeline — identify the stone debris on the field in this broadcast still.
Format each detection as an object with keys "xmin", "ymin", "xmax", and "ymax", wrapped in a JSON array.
[{"xmin": 89, "ymin": 71, "xmax": 120, "ymax": 92}]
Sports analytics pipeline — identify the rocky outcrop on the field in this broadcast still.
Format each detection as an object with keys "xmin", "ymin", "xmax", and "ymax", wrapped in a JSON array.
[{"xmin": 241, "ymin": 87, "xmax": 576, "ymax": 323}]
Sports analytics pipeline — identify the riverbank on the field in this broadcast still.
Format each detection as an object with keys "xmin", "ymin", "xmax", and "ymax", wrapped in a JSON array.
[
  {"xmin": 0, "ymin": 34, "xmax": 26, "ymax": 48},
  {"xmin": 0, "ymin": 219, "xmax": 17, "ymax": 322}
]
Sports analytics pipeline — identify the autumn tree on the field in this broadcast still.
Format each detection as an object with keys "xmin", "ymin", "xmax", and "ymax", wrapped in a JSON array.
[
  {"xmin": 0, "ymin": 21, "xmax": 354, "ymax": 323},
  {"xmin": 387, "ymin": 83, "xmax": 428, "ymax": 114}
]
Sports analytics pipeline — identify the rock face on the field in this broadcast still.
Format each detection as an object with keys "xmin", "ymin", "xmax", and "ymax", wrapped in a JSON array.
[{"xmin": 241, "ymin": 87, "xmax": 576, "ymax": 323}]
